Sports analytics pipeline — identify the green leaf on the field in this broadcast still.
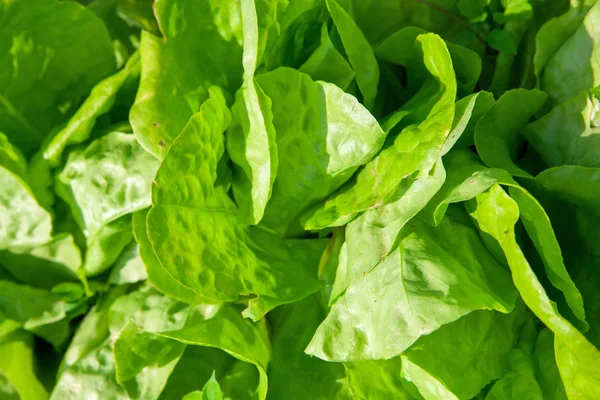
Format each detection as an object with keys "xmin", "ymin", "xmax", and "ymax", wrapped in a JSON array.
[
  {"xmin": 81, "ymin": 217, "xmax": 133, "ymax": 277},
  {"xmin": 147, "ymin": 88, "xmax": 328, "ymax": 316},
  {"xmin": 509, "ymin": 186, "xmax": 587, "ymax": 327},
  {"xmin": 420, "ymin": 151, "xmax": 587, "ymax": 327},
  {"xmin": 226, "ymin": 78, "xmax": 278, "ymax": 225},
  {"xmin": 487, "ymin": 29, "xmax": 519, "ymax": 55},
  {"xmin": 590, "ymin": 84, "xmax": 600, "ymax": 100},
  {"xmin": 156, "ymin": 305, "xmax": 271, "ymax": 400},
  {"xmin": 255, "ymin": 68, "xmax": 386, "ymax": 232},
  {"xmin": 467, "ymin": 184, "xmax": 600, "ymax": 399},
  {"xmin": 401, "ymin": 357, "xmax": 458, "ymax": 400},
  {"xmin": 444, "ymin": 91, "xmax": 495, "ymax": 152},
  {"xmin": 474, "ymin": 89, "xmax": 547, "ymax": 178},
  {"xmin": 0, "ymin": 165, "xmax": 53, "ymax": 250},
  {"xmin": 458, "ymin": 0, "xmax": 490, "ymax": 22},
  {"xmin": 180, "ymin": 373, "xmax": 225, "ymax": 400},
  {"xmin": 0, "ymin": 331, "xmax": 49, "ymax": 400},
  {"xmin": 326, "ymin": 0, "xmax": 379, "ymax": 110},
  {"xmin": 56, "ymin": 131, "xmax": 158, "ymax": 241},
  {"xmin": 0, "ymin": 280, "xmax": 85, "ymax": 347},
  {"xmin": 531, "ymin": 165, "xmax": 600, "ymax": 339},
  {"xmin": 268, "ymin": 296, "xmax": 352, "ymax": 400},
  {"xmin": 108, "ymin": 242, "xmax": 147, "ymax": 285},
  {"xmin": 226, "ymin": 0, "xmax": 285, "ymax": 224},
  {"xmin": 344, "ymin": 358, "xmax": 414, "ymax": 400},
  {"xmin": 344, "ymin": 0, "xmax": 474, "ymax": 46},
  {"xmin": 302, "ymin": 33, "xmax": 456, "ymax": 230},
  {"xmin": 42, "ymin": 52, "xmax": 141, "ymax": 168},
  {"xmin": 374, "ymin": 31, "xmax": 458, "ymax": 125},
  {"xmin": 53, "ymin": 284, "xmax": 270, "ymax": 400},
  {"xmin": 0, "ymin": 371, "xmax": 19, "ymax": 400},
  {"xmin": 241, "ymin": 0, "xmax": 287, "ymax": 77},
  {"xmin": 51, "ymin": 287, "xmax": 127, "ymax": 399},
  {"xmin": 299, "ymin": 24, "xmax": 356, "ymax": 90},
  {"xmin": 219, "ymin": 360, "xmax": 262, "ymax": 400},
  {"xmin": 260, "ymin": 0, "xmax": 327, "ymax": 71},
  {"xmin": 158, "ymin": 347, "xmax": 233, "ymax": 400},
  {"xmin": 306, "ymin": 208, "xmax": 517, "ymax": 361},
  {"xmin": 486, "ymin": 20, "xmax": 530, "ymax": 98},
  {"xmin": 117, "ymin": 0, "xmax": 160, "ymax": 35},
  {"xmin": 331, "ymin": 159, "xmax": 445, "ymax": 302},
  {"xmin": 485, "ymin": 320, "xmax": 543, "ymax": 400},
  {"xmin": 51, "ymin": 338, "xmax": 125, "ymax": 400},
  {"xmin": 375, "ymin": 26, "xmax": 482, "ymax": 99},
  {"xmin": 0, "ymin": 233, "xmax": 82, "ymax": 289},
  {"xmin": 0, "ymin": 132, "xmax": 27, "ymax": 177},
  {"xmin": 200, "ymin": 372, "xmax": 223, "ymax": 400},
  {"xmin": 132, "ymin": 210, "xmax": 209, "ymax": 304},
  {"xmin": 0, "ymin": 0, "xmax": 116, "ymax": 154},
  {"xmin": 88, "ymin": 0, "xmax": 141, "ymax": 68},
  {"xmin": 494, "ymin": 0, "xmax": 533, "ymax": 23},
  {"xmin": 537, "ymin": 0, "xmax": 600, "ymax": 105},
  {"xmin": 533, "ymin": 329, "xmax": 568, "ymax": 400},
  {"xmin": 0, "ymin": 371, "xmax": 20, "ymax": 400},
  {"xmin": 405, "ymin": 307, "xmax": 528, "ymax": 400},
  {"xmin": 524, "ymin": 91, "xmax": 600, "ymax": 168},
  {"xmin": 130, "ymin": 0, "xmax": 243, "ymax": 158},
  {"xmin": 534, "ymin": 0, "xmax": 593, "ymax": 79},
  {"xmin": 113, "ymin": 321, "xmax": 185, "ymax": 399},
  {"xmin": 55, "ymin": 131, "xmax": 159, "ymax": 275}
]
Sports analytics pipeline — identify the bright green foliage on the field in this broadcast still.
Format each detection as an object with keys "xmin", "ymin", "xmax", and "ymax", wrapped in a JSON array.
[{"xmin": 2, "ymin": 0, "xmax": 600, "ymax": 399}]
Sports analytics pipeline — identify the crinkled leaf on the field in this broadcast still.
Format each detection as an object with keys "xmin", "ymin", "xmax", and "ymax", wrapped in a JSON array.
[
  {"xmin": 302, "ymin": 33, "xmax": 456, "ymax": 230},
  {"xmin": 148, "ymin": 88, "xmax": 327, "ymax": 316},
  {"xmin": 130, "ymin": 0, "xmax": 243, "ymax": 158},
  {"xmin": 56, "ymin": 131, "xmax": 159, "ymax": 240},
  {"xmin": 255, "ymin": 68, "xmax": 386, "ymax": 232},
  {"xmin": 306, "ymin": 208, "xmax": 517, "ymax": 361},
  {"xmin": 133, "ymin": 210, "xmax": 209, "ymax": 304},
  {"xmin": 0, "ymin": 166, "xmax": 52, "ymax": 250},
  {"xmin": 332, "ymin": 159, "xmax": 445, "ymax": 302}
]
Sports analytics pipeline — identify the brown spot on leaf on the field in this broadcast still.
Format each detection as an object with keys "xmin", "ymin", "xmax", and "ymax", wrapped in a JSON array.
[
  {"xmin": 153, "ymin": 122, "xmax": 161, "ymax": 127},
  {"xmin": 158, "ymin": 140, "xmax": 166, "ymax": 147}
]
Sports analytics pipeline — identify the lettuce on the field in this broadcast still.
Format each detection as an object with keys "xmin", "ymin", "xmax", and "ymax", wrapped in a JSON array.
[{"xmin": 1, "ymin": 0, "xmax": 600, "ymax": 398}]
